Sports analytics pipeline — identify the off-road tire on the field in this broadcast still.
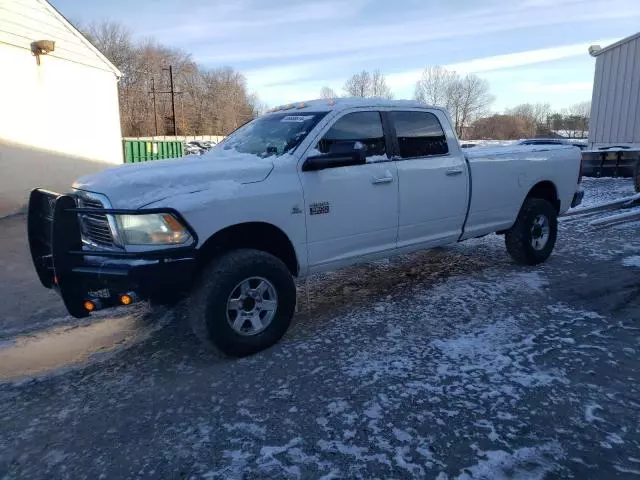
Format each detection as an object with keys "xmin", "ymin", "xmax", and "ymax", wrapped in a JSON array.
[
  {"xmin": 188, "ymin": 249, "xmax": 296, "ymax": 357},
  {"xmin": 505, "ymin": 198, "xmax": 558, "ymax": 266},
  {"xmin": 634, "ymin": 158, "xmax": 640, "ymax": 193}
]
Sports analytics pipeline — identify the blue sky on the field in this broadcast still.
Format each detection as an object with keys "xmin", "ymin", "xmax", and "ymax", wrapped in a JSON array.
[{"xmin": 53, "ymin": 0, "xmax": 640, "ymax": 111}]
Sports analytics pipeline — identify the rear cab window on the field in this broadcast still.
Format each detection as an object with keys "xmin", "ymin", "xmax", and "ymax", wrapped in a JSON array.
[{"xmin": 389, "ymin": 111, "xmax": 449, "ymax": 159}]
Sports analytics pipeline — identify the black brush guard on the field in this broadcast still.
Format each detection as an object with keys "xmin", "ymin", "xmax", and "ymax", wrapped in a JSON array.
[{"xmin": 28, "ymin": 189, "xmax": 198, "ymax": 318}]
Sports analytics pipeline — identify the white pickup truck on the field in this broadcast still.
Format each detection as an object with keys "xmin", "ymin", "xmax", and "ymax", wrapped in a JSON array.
[{"xmin": 28, "ymin": 98, "xmax": 583, "ymax": 356}]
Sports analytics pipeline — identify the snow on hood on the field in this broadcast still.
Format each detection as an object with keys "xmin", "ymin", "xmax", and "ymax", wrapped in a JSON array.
[{"xmin": 72, "ymin": 148, "xmax": 274, "ymax": 209}]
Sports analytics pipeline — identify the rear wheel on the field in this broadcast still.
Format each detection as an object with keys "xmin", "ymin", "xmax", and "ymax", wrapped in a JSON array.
[
  {"xmin": 505, "ymin": 198, "xmax": 558, "ymax": 266},
  {"xmin": 188, "ymin": 249, "xmax": 296, "ymax": 357},
  {"xmin": 634, "ymin": 158, "xmax": 640, "ymax": 193}
]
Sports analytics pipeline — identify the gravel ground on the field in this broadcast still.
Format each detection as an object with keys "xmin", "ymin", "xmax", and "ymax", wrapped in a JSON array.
[{"xmin": 0, "ymin": 178, "xmax": 639, "ymax": 479}]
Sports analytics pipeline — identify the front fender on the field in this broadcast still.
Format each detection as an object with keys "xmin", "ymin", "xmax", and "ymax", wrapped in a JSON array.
[{"xmin": 144, "ymin": 172, "xmax": 309, "ymax": 275}]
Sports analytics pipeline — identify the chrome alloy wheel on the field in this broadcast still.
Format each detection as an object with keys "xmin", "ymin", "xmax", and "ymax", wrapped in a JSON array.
[
  {"xmin": 226, "ymin": 277, "xmax": 278, "ymax": 336},
  {"xmin": 530, "ymin": 214, "xmax": 550, "ymax": 251}
]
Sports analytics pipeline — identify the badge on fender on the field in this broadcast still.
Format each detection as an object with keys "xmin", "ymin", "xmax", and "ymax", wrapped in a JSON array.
[{"xmin": 310, "ymin": 202, "xmax": 330, "ymax": 215}]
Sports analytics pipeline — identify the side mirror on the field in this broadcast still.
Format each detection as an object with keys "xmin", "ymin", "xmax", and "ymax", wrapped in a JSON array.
[{"xmin": 302, "ymin": 143, "xmax": 366, "ymax": 172}]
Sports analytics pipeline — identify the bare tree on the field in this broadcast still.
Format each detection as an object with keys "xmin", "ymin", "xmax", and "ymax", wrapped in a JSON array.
[
  {"xmin": 452, "ymin": 74, "xmax": 493, "ymax": 139},
  {"xmin": 319, "ymin": 86, "xmax": 338, "ymax": 99},
  {"xmin": 533, "ymin": 103, "xmax": 552, "ymax": 130},
  {"xmin": 414, "ymin": 66, "xmax": 493, "ymax": 138},
  {"xmin": 507, "ymin": 103, "xmax": 552, "ymax": 137},
  {"xmin": 344, "ymin": 70, "xmax": 372, "ymax": 97},
  {"xmin": 568, "ymin": 101, "xmax": 591, "ymax": 118},
  {"xmin": 79, "ymin": 20, "xmax": 258, "ymax": 137},
  {"xmin": 81, "ymin": 20, "xmax": 135, "ymax": 79},
  {"xmin": 414, "ymin": 66, "xmax": 458, "ymax": 107},
  {"xmin": 343, "ymin": 69, "xmax": 393, "ymax": 99},
  {"xmin": 567, "ymin": 101, "xmax": 591, "ymax": 138},
  {"xmin": 507, "ymin": 104, "xmax": 536, "ymax": 137},
  {"xmin": 470, "ymin": 115, "xmax": 531, "ymax": 140},
  {"xmin": 370, "ymin": 70, "xmax": 393, "ymax": 99}
]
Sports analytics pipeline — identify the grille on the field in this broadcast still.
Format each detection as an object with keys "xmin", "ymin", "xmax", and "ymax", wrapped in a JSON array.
[{"xmin": 76, "ymin": 195, "xmax": 116, "ymax": 248}]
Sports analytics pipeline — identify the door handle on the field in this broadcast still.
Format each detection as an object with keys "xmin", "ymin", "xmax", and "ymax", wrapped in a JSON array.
[
  {"xmin": 371, "ymin": 176, "xmax": 394, "ymax": 185},
  {"xmin": 446, "ymin": 169, "xmax": 464, "ymax": 176}
]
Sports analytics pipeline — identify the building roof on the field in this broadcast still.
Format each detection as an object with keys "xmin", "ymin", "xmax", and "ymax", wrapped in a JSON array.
[
  {"xmin": 589, "ymin": 31, "xmax": 640, "ymax": 57},
  {"xmin": 40, "ymin": 0, "xmax": 122, "ymax": 77}
]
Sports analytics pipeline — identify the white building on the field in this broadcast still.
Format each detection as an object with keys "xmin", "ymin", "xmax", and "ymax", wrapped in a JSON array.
[{"xmin": 0, "ymin": 0, "xmax": 122, "ymax": 216}]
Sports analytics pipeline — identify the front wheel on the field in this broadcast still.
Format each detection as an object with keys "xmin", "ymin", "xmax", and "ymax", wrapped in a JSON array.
[
  {"xmin": 505, "ymin": 198, "xmax": 558, "ymax": 266},
  {"xmin": 633, "ymin": 158, "xmax": 640, "ymax": 193},
  {"xmin": 188, "ymin": 249, "xmax": 296, "ymax": 357}
]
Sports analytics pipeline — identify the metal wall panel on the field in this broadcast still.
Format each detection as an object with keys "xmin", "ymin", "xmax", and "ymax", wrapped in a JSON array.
[{"xmin": 590, "ymin": 36, "xmax": 640, "ymax": 147}]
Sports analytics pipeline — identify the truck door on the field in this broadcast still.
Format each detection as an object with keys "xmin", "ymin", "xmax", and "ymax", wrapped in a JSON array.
[
  {"xmin": 299, "ymin": 110, "xmax": 399, "ymax": 270},
  {"xmin": 388, "ymin": 110, "xmax": 469, "ymax": 248}
]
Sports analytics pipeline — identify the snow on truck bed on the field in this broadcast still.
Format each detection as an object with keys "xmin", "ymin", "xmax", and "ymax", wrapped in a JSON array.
[{"xmin": 464, "ymin": 143, "xmax": 576, "ymax": 158}]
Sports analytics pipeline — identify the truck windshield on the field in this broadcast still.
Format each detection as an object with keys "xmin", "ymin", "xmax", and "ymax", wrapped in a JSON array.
[{"xmin": 218, "ymin": 112, "xmax": 328, "ymax": 157}]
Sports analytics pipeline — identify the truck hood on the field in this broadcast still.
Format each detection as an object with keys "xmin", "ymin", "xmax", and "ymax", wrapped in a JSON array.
[{"xmin": 72, "ymin": 149, "xmax": 274, "ymax": 208}]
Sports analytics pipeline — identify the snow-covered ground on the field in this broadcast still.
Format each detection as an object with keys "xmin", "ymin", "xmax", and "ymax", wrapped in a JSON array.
[
  {"xmin": 573, "ymin": 177, "xmax": 637, "ymax": 210},
  {"xmin": 0, "ymin": 178, "xmax": 639, "ymax": 478}
]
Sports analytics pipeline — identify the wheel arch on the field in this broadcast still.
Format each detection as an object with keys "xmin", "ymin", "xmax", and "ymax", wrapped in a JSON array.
[
  {"xmin": 197, "ymin": 222, "xmax": 299, "ymax": 276},
  {"xmin": 525, "ymin": 180, "xmax": 560, "ymax": 213}
]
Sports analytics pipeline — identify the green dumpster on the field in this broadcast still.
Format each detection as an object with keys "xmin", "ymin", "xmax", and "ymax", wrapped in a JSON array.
[{"xmin": 122, "ymin": 139, "xmax": 185, "ymax": 163}]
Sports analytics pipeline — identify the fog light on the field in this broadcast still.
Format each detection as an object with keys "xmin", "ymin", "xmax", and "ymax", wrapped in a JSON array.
[
  {"xmin": 119, "ymin": 292, "xmax": 138, "ymax": 306},
  {"xmin": 83, "ymin": 300, "xmax": 96, "ymax": 312},
  {"xmin": 120, "ymin": 294, "xmax": 132, "ymax": 305}
]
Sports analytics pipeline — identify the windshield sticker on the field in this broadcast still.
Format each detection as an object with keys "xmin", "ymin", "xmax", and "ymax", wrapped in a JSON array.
[{"xmin": 281, "ymin": 115, "xmax": 314, "ymax": 123}]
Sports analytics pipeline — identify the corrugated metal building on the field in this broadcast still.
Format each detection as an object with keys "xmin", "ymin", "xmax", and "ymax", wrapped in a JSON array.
[
  {"xmin": 588, "ymin": 32, "xmax": 640, "ymax": 149},
  {"xmin": 0, "ymin": 0, "xmax": 122, "ymax": 216}
]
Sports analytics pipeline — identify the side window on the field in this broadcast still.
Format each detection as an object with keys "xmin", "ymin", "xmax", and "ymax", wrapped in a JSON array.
[
  {"xmin": 390, "ymin": 111, "xmax": 449, "ymax": 159},
  {"xmin": 317, "ymin": 111, "xmax": 387, "ymax": 161}
]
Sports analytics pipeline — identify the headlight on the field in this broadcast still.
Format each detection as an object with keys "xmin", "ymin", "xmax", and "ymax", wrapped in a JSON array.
[{"xmin": 115, "ymin": 214, "xmax": 192, "ymax": 246}]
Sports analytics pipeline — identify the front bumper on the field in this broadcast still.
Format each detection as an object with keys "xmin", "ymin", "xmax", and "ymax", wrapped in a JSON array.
[
  {"xmin": 571, "ymin": 189, "xmax": 585, "ymax": 208},
  {"xmin": 28, "ymin": 189, "xmax": 198, "ymax": 318}
]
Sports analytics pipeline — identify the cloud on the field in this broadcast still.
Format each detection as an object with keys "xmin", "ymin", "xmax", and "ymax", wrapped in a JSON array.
[
  {"xmin": 384, "ymin": 40, "xmax": 615, "ymax": 91},
  {"xmin": 146, "ymin": 0, "xmax": 370, "ymax": 42},
  {"xmin": 189, "ymin": 0, "xmax": 640, "ymax": 64},
  {"xmin": 249, "ymin": 40, "xmax": 604, "ymax": 108},
  {"xmin": 515, "ymin": 81, "xmax": 593, "ymax": 94}
]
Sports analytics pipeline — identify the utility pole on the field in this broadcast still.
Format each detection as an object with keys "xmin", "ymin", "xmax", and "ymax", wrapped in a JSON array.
[
  {"xmin": 168, "ymin": 65, "xmax": 177, "ymax": 136},
  {"xmin": 163, "ymin": 65, "xmax": 178, "ymax": 135},
  {"xmin": 150, "ymin": 77, "xmax": 159, "ymax": 136},
  {"xmin": 150, "ymin": 66, "xmax": 182, "ymax": 136}
]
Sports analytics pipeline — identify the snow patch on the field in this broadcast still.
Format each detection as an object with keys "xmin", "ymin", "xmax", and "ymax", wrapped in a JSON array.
[
  {"xmin": 457, "ymin": 442, "xmax": 565, "ymax": 480},
  {"xmin": 364, "ymin": 402, "xmax": 382, "ymax": 419},
  {"xmin": 393, "ymin": 427, "xmax": 413, "ymax": 442},
  {"xmin": 584, "ymin": 403, "xmax": 605, "ymax": 423},
  {"xmin": 622, "ymin": 255, "xmax": 640, "ymax": 268},
  {"xmin": 260, "ymin": 437, "xmax": 302, "ymax": 458},
  {"xmin": 572, "ymin": 177, "xmax": 636, "ymax": 210},
  {"xmin": 614, "ymin": 465, "xmax": 640, "ymax": 475}
]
